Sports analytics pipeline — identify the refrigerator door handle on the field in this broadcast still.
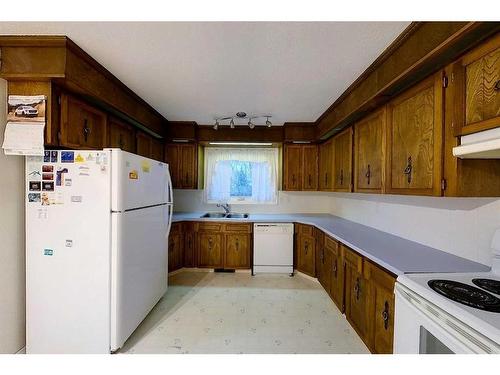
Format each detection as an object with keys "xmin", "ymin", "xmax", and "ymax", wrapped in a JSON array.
[
  {"xmin": 165, "ymin": 168, "xmax": 174, "ymax": 238},
  {"xmin": 166, "ymin": 203, "xmax": 173, "ymax": 239},
  {"xmin": 166, "ymin": 166, "xmax": 174, "ymax": 205}
]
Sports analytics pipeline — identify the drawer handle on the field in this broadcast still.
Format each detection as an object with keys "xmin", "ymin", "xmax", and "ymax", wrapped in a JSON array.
[
  {"xmin": 403, "ymin": 156, "xmax": 412, "ymax": 184},
  {"xmin": 208, "ymin": 237, "xmax": 213, "ymax": 250},
  {"xmin": 333, "ymin": 260, "xmax": 337, "ymax": 277},
  {"xmin": 83, "ymin": 119, "xmax": 90, "ymax": 142},
  {"xmin": 382, "ymin": 301, "xmax": 390, "ymax": 330},
  {"xmin": 292, "ymin": 174, "xmax": 296, "ymax": 186},
  {"xmin": 365, "ymin": 164, "xmax": 371, "ymax": 185},
  {"xmin": 354, "ymin": 278, "xmax": 361, "ymax": 300},
  {"xmin": 340, "ymin": 169, "xmax": 344, "ymax": 185},
  {"xmin": 236, "ymin": 239, "xmax": 239, "ymax": 251},
  {"xmin": 304, "ymin": 242, "xmax": 308, "ymax": 255},
  {"xmin": 308, "ymin": 174, "xmax": 312, "ymax": 187},
  {"xmin": 495, "ymin": 80, "xmax": 500, "ymax": 91}
]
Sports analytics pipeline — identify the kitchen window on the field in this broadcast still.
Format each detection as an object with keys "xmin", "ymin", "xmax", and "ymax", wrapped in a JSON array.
[{"xmin": 204, "ymin": 147, "xmax": 279, "ymax": 204}]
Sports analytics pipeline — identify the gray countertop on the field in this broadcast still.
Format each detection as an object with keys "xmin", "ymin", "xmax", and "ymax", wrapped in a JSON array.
[{"xmin": 172, "ymin": 212, "xmax": 490, "ymax": 276}]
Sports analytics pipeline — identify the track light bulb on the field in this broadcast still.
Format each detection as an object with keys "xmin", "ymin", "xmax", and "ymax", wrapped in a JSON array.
[{"xmin": 230, "ymin": 118, "xmax": 235, "ymax": 129}]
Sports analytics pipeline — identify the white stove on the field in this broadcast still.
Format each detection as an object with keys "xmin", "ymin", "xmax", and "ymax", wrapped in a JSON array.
[{"xmin": 394, "ymin": 229, "xmax": 500, "ymax": 354}]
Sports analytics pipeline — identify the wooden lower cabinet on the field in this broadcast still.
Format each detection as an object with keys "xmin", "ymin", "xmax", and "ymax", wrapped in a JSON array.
[
  {"xmin": 327, "ymin": 236, "xmax": 344, "ymax": 312},
  {"xmin": 296, "ymin": 224, "xmax": 316, "ymax": 277},
  {"xmin": 168, "ymin": 223, "xmax": 183, "ymax": 273},
  {"xmin": 344, "ymin": 246, "xmax": 372, "ymax": 346},
  {"xmin": 366, "ymin": 260, "xmax": 396, "ymax": 354},
  {"xmin": 224, "ymin": 233, "xmax": 251, "ymax": 269},
  {"xmin": 183, "ymin": 222, "xmax": 197, "ymax": 267},
  {"xmin": 198, "ymin": 232, "xmax": 223, "ymax": 268}
]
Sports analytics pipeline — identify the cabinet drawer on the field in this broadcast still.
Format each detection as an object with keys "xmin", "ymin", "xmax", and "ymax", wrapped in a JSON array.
[
  {"xmin": 344, "ymin": 246, "xmax": 363, "ymax": 273},
  {"xmin": 198, "ymin": 222, "xmax": 223, "ymax": 232},
  {"xmin": 324, "ymin": 235, "xmax": 338, "ymax": 252},
  {"xmin": 223, "ymin": 223, "xmax": 252, "ymax": 233},
  {"xmin": 298, "ymin": 224, "xmax": 314, "ymax": 236}
]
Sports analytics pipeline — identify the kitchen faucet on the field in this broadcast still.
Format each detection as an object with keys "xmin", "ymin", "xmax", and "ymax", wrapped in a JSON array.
[{"xmin": 217, "ymin": 203, "xmax": 231, "ymax": 214}]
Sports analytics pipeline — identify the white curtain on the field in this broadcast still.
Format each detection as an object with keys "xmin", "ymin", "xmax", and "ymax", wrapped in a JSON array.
[{"xmin": 204, "ymin": 148, "xmax": 278, "ymax": 204}]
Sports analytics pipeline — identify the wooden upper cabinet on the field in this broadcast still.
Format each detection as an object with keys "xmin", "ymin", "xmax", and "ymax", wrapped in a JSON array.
[
  {"xmin": 136, "ymin": 131, "xmax": 152, "ymax": 157},
  {"xmin": 302, "ymin": 145, "xmax": 319, "ymax": 190},
  {"xmin": 108, "ymin": 117, "xmax": 135, "ymax": 152},
  {"xmin": 319, "ymin": 139, "xmax": 334, "ymax": 191},
  {"xmin": 60, "ymin": 94, "xmax": 107, "ymax": 149},
  {"xmin": 165, "ymin": 143, "xmax": 198, "ymax": 189},
  {"xmin": 386, "ymin": 72, "xmax": 443, "ymax": 196},
  {"xmin": 354, "ymin": 108, "xmax": 386, "ymax": 193},
  {"xmin": 151, "ymin": 138, "xmax": 164, "ymax": 162},
  {"xmin": 283, "ymin": 144, "xmax": 303, "ymax": 190},
  {"xmin": 333, "ymin": 127, "xmax": 353, "ymax": 192},
  {"xmin": 453, "ymin": 33, "xmax": 500, "ymax": 136}
]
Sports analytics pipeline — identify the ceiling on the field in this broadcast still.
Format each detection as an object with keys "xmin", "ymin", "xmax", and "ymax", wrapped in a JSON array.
[{"xmin": 0, "ymin": 22, "xmax": 410, "ymax": 126}]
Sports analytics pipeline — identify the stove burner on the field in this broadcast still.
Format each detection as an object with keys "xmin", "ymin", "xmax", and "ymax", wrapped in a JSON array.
[
  {"xmin": 428, "ymin": 280, "xmax": 500, "ymax": 313},
  {"xmin": 472, "ymin": 278, "xmax": 500, "ymax": 295}
]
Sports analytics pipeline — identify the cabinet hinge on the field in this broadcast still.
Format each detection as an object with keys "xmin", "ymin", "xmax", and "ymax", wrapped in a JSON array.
[
  {"xmin": 57, "ymin": 95, "xmax": 61, "ymax": 105},
  {"xmin": 441, "ymin": 179, "xmax": 447, "ymax": 191},
  {"xmin": 442, "ymin": 75, "xmax": 448, "ymax": 88}
]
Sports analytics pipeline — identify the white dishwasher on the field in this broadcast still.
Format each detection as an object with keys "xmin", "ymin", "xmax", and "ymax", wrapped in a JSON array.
[{"xmin": 253, "ymin": 223, "xmax": 294, "ymax": 275}]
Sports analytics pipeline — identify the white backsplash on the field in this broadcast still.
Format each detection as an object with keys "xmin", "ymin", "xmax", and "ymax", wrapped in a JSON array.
[{"xmin": 174, "ymin": 188, "xmax": 500, "ymax": 266}]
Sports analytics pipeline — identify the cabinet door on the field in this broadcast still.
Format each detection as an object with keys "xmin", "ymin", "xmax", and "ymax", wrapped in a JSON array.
[
  {"xmin": 151, "ymin": 138, "xmax": 164, "ymax": 161},
  {"xmin": 453, "ymin": 33, "xmax": 500, "ymax": 136},
  {"xmin": 60, "ymin": 94, "xmax": 107, "ymax": 149},
  {"xmin": 333, "ymin": 127, "xmax": 353, "ymax": 192},
  {"xmin": 366, "ymin": 261, "xmax": 396, "ymax": 354},
  {"xmin": 136, "ymin": 131, "xmax": 152, "ymax": 158},
  {"xmin": 198, "ymin": 233, "xmax": 223, "ymax": 268},
  {"xmin": 321, "ymin": 244, "xmax": 333, "ymax": 295},
  {"xmin": 179, "ymin": 144, "xmax": 197, "ymax": 189},
  {"xmin": 108, "ymin": 117, "xmax": 135, "ymax": 152},
  {"xmin": 283, "ymin": 144, "xmax": 302, "ymax": 190},
  {"xmin": 314, "ymin": 229, "xmax": 324, "ymax": 279},
  {"xmin": 165, "ymin": 144, "xmax": 181, "ymax": 189},
  {"xmin": 302, "ymin": 145, "xmax": 318, "ymax": 190},
  {"xmin": 168, "ymin": 229, "xmax": 182, "ymax": 273},
  {"xmin": 354, "ymin": 108, "xmax": 385, "ymax": 193},
  {"xmin": 330, "ymin": 244, "xmax": 345, "ymax": 312},
  {"xmin": 319, "ymin": 139, "xmax": 334, "ymax": 190},
  {"xmin": 224, "ymin": 234, "xmax": 251, "ymax": 269},
  {"xmin": 184, "ymin": 229, "xmax": 196, "ymax": 268},
  {"xmin": 386, "ymin": 73, "xmax": 443, "ymax": 196},
  {"xmin": 297, "ymin": 233, "xmax": 315, "ymax": 276},
  {"xmin": 344, "ymin": 247, "xmax": 372, "ymax": 346}
]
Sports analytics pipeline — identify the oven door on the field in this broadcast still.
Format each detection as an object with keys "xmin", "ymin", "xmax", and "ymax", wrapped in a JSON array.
[{"xmin": 394, "ymin": 283, "xmax": 491, "ymax": 354}]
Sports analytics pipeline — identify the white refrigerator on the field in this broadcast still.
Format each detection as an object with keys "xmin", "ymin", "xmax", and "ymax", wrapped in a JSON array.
[{"xmin": 25, "ymin": 148, "xmax": 173, "ymax": 353}]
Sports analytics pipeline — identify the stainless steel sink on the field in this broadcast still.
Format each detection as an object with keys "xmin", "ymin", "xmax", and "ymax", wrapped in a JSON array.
[
  {"xmin": 200, "ymin": 212, "xmax": 249, "ymax": 219},
  {"xmin": 200, "ymin": 212, "xmax": 227, "ymax": 218},
  {"xmin": 225, "ymin": 213, "xmax": 249, "ymax": 219}
]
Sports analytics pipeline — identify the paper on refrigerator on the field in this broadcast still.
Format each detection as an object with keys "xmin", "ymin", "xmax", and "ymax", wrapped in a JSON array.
[{"xmin": 2, "ymin": 95, "xmax": 46, "ymax": 156}]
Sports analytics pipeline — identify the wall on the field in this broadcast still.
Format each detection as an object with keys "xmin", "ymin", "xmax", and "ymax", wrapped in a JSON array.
[
  {"xmin": 329, "ymin": 193, "xmax": 500, "ymax": 266},
  {"xmin": 0, "ymin": 78, "xmax": 26, "ymax": 353},
  {"xmin": 173, "ymin": 189, "xmax": 332, "ymax": 214}
]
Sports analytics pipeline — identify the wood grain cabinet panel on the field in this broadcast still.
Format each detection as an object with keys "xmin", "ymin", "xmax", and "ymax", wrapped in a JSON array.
[
  {"xmin": 297, "ymin": 226, "xmax": 316, "ymax": 277},
  {"xmin": 164, "ymin": 143, "xmax": 198, "ymax": 189},
  {"xmin": 333, "ymin": 128, "xmax": 353, "ymax": 192},
  {"xmin": 319, "ymin": 139, "xmax": 334, "ymax": 191},
  {"xmin": 136, "ymin": 131, "xmax": 152, "ymax": 158},
  {"xmin": 454, "ymin": 33, "xmax": 500, "ymax": 135},
  {"xmin": 183, "ymin": 224, "xmax": 196, "ymax": 268},
  {"xmin": 108, "ymin": 117, "xmax": 135, "ymax": 152},
  {"xmin": 329, "ymin": 241, "xmax": 345, "ymax": 313},
  {"xmin": 60, "ymin": 94, "xmax": 107, "ymax": 149},
  {"xmin": 302, "ymin": 145, "xmax": 319, "ymax": 190},
  {"xmin": 344, "ymin": 246, "xmax": 372, "ymax": 346},
  {"xmin": 367, "ymin": 261, "xmax": 396, "ymax": 354},
  {"xmin": 283, "ymin": 144, "xmax": 303, "ymax": 190},
  {"xmin": 224, "ymin": 234, "xmax": 251, "ymax": 269},
  {"xmin": 151, "ymin": 138, "xmax": 164, "ymax": 161},
  {"xmin": 354, "ymin": 108, "xmax": 386, "ymax": 193},
  {"xmin": 386, "ymin": 72, "xmax": 443, "ymax": 196},
  {"xmin": 198, "ymin": 233, "xmax": 223, "ymax": 268},
  {"xmin": 168, "ymin": 223, "xmax": 183, "ymax": 273}
]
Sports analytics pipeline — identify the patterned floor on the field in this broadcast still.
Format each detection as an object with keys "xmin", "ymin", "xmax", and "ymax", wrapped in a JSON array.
[{"xmin": 120, "ymin": 271, "xmax": 369, "ymax": 354}]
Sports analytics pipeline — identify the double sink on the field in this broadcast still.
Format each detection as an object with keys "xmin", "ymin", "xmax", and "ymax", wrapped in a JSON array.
[{"xmin": 200, "ymin": 212, "xmax": 250, "ymax": 219}]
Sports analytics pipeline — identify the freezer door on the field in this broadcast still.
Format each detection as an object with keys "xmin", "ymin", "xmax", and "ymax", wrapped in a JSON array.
[
  {"xmin": 25, "ymin": 151, "xmax": 112, "ymax": 353},
  {"xmin": 109, "ymin": 149, "xmax": 171, "ymax": 211},
  {"xmin": 110, "ymin": 205, "xmax": 169, "ymax": 351}
]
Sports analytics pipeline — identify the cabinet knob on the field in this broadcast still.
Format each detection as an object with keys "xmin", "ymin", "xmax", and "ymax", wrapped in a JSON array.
[
  {"xmin": 365, "ymin": 164, "xmax": 371, "ymax": 185},
  {"xmin": 403, "ymin": 156, "xmax": 412, "ymax": 184},
  {"xmin": 354, "ymin": 278, "xmax": 361, "ymax": 300},
  {"xmin": 382, "ymin": 301, "xmax": 390, "ymax": 330},
  {"xmin": 83, "ymin": 119, "xmax": 90, "ymax": 142}
]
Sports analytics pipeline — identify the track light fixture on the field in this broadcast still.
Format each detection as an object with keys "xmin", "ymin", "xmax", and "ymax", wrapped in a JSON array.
[{"xmin": 213, "ymin": 113, "xmax": 272, "ymax": 130}]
